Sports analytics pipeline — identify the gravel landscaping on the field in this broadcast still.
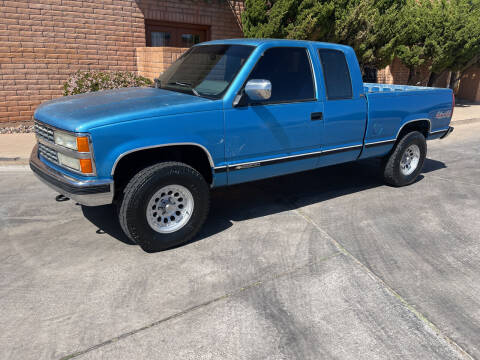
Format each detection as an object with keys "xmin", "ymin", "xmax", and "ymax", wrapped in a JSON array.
[{"xmin": 0, "ymin": 124, "xmax": 34, "ymax": 135}]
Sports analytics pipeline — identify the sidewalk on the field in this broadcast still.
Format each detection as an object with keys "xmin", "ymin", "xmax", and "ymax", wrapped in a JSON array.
[
  {"xmin": 0, "ymin": 132, "xmax": 35, "ymax": 165},
  {"xmin": 0, "ymin": 103, "xmax": 479, "ymax": 164},
  {"xmin": 451, "ymin": 100, "xmax": 480, "ymax": 123}
]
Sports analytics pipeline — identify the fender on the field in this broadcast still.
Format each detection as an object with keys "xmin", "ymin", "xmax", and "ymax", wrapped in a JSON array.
[
  {"xmin": 396, "ymin": 118, "xmax": 431, "ymax": 139},
  {"xmin": 110, "ymin": 142, "xmax": 216, "ymax": 176}
]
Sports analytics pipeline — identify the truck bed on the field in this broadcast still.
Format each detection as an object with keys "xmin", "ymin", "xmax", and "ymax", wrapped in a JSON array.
[
  {"xmin": 364, "ymin": 83, "xmax": 436, "ymax": 93},
  {"xmin": 360, "ymin": 83, "xmax": 453, "ymax": 159}
]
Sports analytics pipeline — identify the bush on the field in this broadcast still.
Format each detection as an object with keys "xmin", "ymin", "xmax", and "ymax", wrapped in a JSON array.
[{"xmin": 63, "ymin": 70, "xmax": 153, "ymax": 96}]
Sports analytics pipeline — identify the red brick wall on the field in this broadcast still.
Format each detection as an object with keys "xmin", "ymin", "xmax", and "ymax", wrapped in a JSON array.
[
  {"xmin": 0, "ymin": 0, "xmax": 243, "ymax": 126},
  {"xmin": 377, "ymin": 58, "xmax": 410, "ymax": 85},
  {"xmin": 377, "ymin": 58, "xmax": 450, "ymax": 87},
  {"xmin": 138, "ymin": 0, "xmax": 243, "ymax": 39},
  {"xmin": 136, "ymin": 47, "xmax": 189, "ymax": 80}
]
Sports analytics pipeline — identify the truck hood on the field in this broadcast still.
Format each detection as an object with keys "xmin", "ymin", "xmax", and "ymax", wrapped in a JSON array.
[{"xmin": 34, "ymin": 87, "xmax": 221, "ymax": 132}]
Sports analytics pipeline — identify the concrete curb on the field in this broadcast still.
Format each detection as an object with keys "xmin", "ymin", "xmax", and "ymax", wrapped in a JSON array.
[
  {"xmin": 450, "ymin": 117, "xmax": 480, "ymax": 125},
  {"xmin": 0, "ymin": 165, "xmax": 30, "ymax": 171}
]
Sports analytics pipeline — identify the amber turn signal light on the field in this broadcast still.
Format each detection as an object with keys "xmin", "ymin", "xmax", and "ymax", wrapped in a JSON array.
[
  {"xmin": 80, "ymin": 158, "xmax": 93, "ymax": 174},
  {"xmin": 76, "ymin": 136, "xmax": 90, "ymax": 152}
]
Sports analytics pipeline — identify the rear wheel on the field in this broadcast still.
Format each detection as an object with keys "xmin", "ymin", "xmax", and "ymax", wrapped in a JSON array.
[
  {"xmin": 118, "ymin": 162, "xmax": 210, "ymax": 252},
  {"xmin": 382, "ymin": 131, "xmax": 426, "ymax": 187}
]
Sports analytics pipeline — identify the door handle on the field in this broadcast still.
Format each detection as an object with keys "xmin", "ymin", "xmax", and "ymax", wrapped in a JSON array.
[{"xmin": 311, "ymin": 112, "xmax": 323, "ymax": 121}]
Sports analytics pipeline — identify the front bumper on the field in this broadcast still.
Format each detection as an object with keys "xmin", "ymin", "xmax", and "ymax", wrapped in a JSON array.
[{"xmin": 30, "ymin": 145, "xmax": 114, "ymax": 206}]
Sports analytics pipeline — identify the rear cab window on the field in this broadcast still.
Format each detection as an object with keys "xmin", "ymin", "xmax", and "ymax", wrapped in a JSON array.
[
  {"xmin": 246, "ymin": 47, "xmax": 316, "ymax": 104},
  {"xmin": 318, "ymin": 49, "xmax": 353, "ymax": 100}
]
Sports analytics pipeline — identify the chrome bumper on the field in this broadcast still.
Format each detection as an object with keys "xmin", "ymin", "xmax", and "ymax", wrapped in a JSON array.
[{"xmin": 29, "ymin": 145, "xmax": 114, "ymax": 206}]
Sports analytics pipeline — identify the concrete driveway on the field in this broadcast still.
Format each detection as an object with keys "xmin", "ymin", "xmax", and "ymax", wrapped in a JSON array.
[{"xmin": 1, "ymin": 121, "xmax": 479, "ymax": 360}]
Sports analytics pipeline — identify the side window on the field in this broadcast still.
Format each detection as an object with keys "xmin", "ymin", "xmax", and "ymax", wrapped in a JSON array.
[
  {"xmin": 318, "ymin": 49, "xmax": 353, "ymax": 100},
  {"xmin": 246, "ymin": 47, "xmax": 315, "ymax": 104}
]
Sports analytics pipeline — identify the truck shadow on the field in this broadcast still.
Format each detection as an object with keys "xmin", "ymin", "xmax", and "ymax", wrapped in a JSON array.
[{"xmin": 81, "ymin": 158, "xmax": 446, "ymax": 249}]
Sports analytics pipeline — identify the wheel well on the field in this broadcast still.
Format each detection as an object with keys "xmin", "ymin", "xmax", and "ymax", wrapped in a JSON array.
[
  {"xmin": 397, "ymin": 120, "xmax": 430, "ymax": 140},
  {"xmin": 113, "ymin": 145, "xmax": 213, "ymax": 197}
]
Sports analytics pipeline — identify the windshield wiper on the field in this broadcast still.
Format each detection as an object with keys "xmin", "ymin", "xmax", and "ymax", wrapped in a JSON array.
[{"xmin": 167, "ymin": 81, "xmax": 200, "ymax": 97}]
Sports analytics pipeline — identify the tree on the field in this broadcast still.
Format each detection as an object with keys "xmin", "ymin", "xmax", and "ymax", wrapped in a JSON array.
[
  {"xmin": 331, "ymin": 0, "xmax": 403, "ymax": 70},
  {"xmin": 392, "ymin": 0, "xmax": 480, "ymax": 86},
  {"xmin": 242, "ymin": 0, "xmax": 335, "ymax": 41},
  {"xmin": 242, "ymin": 0, "xmax": 402, "ymax": 70},
  {"xmin": 241, "ymin": 0, "xmax": 480, "ymax": 86}
]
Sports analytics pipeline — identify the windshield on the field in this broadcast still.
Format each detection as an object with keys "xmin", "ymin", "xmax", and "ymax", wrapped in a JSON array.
[{"xmin": 158, "ymin": 44, "xmax": 254, "ymax": 99}]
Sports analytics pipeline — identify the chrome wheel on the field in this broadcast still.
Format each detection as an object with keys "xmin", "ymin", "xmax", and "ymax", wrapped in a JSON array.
[
  {"xmin": 400, "ymin": 144, "xmax": 420, "ymax": 176},
  {"xmin": 146, "ymin": 184, "xmax": 194, "ymax": 234}
]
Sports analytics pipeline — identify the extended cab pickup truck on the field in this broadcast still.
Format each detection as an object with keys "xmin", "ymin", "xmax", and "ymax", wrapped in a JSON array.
[{"xmin": 30, "ymin": 39, "xmax": 454, "ymax": 252}]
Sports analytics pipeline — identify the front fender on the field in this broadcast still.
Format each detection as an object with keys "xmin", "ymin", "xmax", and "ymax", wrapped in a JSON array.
[{"xmin": 88, "ymin": 110, "xmax": 225, "ymax": 178}]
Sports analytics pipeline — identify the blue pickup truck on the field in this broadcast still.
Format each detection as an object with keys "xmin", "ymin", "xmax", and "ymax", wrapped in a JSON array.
[{"xmin": 30, "ymin": 39, "xmax": 454, "ymax": 252}]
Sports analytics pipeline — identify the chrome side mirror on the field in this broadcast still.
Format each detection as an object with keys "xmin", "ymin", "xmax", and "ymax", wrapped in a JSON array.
[{"xmin": 245, "ymin": 79, "xmax": 272, "ymax": 101}]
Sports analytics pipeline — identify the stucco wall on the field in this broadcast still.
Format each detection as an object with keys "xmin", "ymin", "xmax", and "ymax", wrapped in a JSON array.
[{"xmin": 457, "ymin": 66, "xmax": 480, "ymax": 102}]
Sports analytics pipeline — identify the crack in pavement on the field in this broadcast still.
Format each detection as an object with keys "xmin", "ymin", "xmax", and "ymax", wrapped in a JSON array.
[
  {"xmin": 286, "ymin": 201, "xmax": 475, "ymax": 360},
  {"xmin": 59, "ymin": 252, "xmax": 342, "ymax": 360},
  {"xmin": 61, "ymin": 175, "xmax": 475, "ymax": 360}
]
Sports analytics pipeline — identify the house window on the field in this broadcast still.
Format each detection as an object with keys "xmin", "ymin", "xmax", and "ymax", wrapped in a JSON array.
[{"xmin": 145, "ymin": 20, "xmax": 209, "ymax": 47}]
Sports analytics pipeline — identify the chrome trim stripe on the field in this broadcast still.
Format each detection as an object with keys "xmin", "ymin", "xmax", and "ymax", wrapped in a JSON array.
[
  {"xmin": 322, "ymin": 144, "xmax": 363, "ymax": 153},
  {"xmin": 111, "ymin": 142, "xmax": 215, "ymax": 176},
  {"xmin": 364, "ymin": 139, "xmax": 396, "ymax": 147},
  {"xmin": 228, "ymin": 149, "xmax": 323, "ymax": 168},
  {"xmin": 217, "ymin": 144, "xmax": 363, "ymax": 173},
  {"xmin": 213, "ymin": 165, "xmax": 228, "ymax": 173}
]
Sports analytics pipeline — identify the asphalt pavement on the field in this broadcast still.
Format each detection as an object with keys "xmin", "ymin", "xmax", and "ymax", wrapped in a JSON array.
[{"xmin": 1, "ymin": 121, "xmax": 479, "ymax": 359}]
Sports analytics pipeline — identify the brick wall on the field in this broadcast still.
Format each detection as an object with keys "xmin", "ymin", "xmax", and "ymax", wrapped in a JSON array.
[
  {"xmin": 377, "ymin": 58, "xmax": 428, "ymax": 85},
  {"xmin": 377, "ymin": 58, "xmax": 450, "ymax": 87},
  {"xmin": 377, "ymin": 58, "xmax": 410, "ymax": 85},
  {"xmin": 0, "ymin": 0, "xmax": 243, "ymax": 126},
  {"xmin": 136, "ymin": 47, "xmax": 188, "ymax": 80},
  {"xmin": 138, "ymin": 0, "xmax": 243, "ymax": 39},
  {"xmin": 0, "ymin": 0, "xmax": 145, "ymax": 126}
]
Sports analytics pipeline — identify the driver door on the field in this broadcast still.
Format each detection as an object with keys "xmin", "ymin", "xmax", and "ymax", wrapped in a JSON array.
[{"xmin": 224, "ymin": 47, "xmax": 324, "ymax": 184}]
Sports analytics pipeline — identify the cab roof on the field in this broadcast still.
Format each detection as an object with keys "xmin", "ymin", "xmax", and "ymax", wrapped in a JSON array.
[{"xmin": 199, "ymin": 38, "xmax": 352, "ymax": 51}]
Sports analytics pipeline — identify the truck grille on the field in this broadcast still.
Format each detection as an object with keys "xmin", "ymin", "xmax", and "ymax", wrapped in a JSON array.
[
  {"xmin": 38, "ymin": 142, "xmax": 58, "ymax": 164},
  {"xmin": 34, "ymin": 121, "xmax": 55, "ymax": 143}
]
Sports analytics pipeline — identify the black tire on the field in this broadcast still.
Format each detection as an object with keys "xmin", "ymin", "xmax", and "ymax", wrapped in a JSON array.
[
  {"xmin": 118, "ymin": 162, "xmax": 210, "ymax": 252},
  {"xmin": 382, "ymin": 131, "xmax": 426, "ymax": 187}
]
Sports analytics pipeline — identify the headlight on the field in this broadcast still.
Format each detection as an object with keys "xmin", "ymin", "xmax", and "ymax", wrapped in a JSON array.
[
  {"xmin": 54, "ymin": 132, "xmax": 90, "ymax": 152},
  {"xmin": 54, "ymin": 132, "xmax": 77, "ymax": 150},
  {"xmin": 58, "ymin": 153, "xmax": 94, "ymax": 174},
  {"xmin": 58, "ymin": 153, "xmax": 81, "ymax": 171}
]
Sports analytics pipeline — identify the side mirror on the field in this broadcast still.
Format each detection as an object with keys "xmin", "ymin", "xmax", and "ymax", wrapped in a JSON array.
[{"xmin": 245, "ymin": 79, "xmax": 272, "ymax": 101}]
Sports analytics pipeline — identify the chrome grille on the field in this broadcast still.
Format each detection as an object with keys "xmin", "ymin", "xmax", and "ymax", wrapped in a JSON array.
[
  {"xmin": 34, "ymin": 121, "xmax": 55, "ymax": 143},
  {"xmin": 38, "ymin": 142, "xmax": 58, "ymax": 163}
]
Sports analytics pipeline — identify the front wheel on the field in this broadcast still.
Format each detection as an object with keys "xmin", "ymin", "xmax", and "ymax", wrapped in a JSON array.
[
  {"xmin": 118, "ymin": 162, "xmax": 210, "ymax": 252},
  {"xmin": 382, "ymin": 131, "xmax": 426, "ymax": 187}
]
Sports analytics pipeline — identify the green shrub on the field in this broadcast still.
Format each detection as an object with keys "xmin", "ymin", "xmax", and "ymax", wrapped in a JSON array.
[{"xmin": 63, "ymin": 70, "xmax": 153, "ymax": 96}]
